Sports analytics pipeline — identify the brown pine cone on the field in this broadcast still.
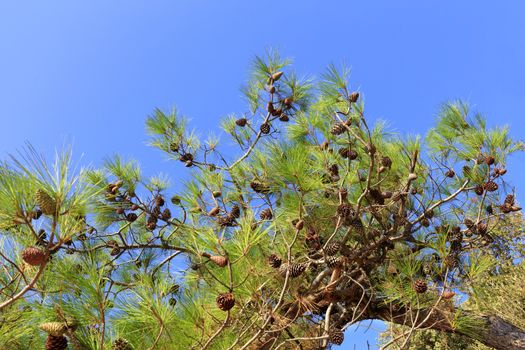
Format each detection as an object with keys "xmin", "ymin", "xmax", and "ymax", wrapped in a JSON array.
[
  {"xmin": 505, "ymin": 194, "xmax": 515, "ymax": 205},
  {"xmin": 210, "ymin": 255, "xmax": 228, "ymax": 267},
  {"xmin": 324, "ymin": 241, "xmax": 342, "ymax": 256},
  {"xmin": 250, "ymin": 180, "xmax": 270, "ymax": 194},
  {"xmin": 45, "ymin": 335, "xmax": 68, "ymax": 350},
  {"xmin": 21, "ymin": 247, "xmax": 46, "ymax": 266},
  {"xmin": 260, "ymin": 123, "xmax": 271, "ymax": 134},
  {"xmin": 230, "ymin": 204, "xmax": 241, "ymax": 218},
  {"xmin": 349, "ymin": 91, "xmax": 359, "ymax": 103},
  {"xmin": 330, "ymin": 122, "xmax": 346, "ymax": 136},
  {"xmin": 259, "ymin": 208, "xmax": 273, "ymax": 220},
  {"xmin": 268, "ymin": 254, "xmax": 282, "ymax": 268},
  {"xmin": 113, "ymin": 337, "xmax": 132, "ymax": 350},
  {"xmin": 484, "ymin": 181, "xmax": 498, "ymax": 192},
  {"xmin": 161, "ymin": 208, "xmax": 172, "ymax": 220},
  {"xmin": 279, "ymin": 114, "xmax": 290, "ymax": 122},
  {"xmin": 413, "ymin": 279, "xmax": 428, "ymax": 293},
  {"xmin": 216, "ymin": 292, "xmax": 235, "ymax": 311},
  {"xmin": 126, "ymin": 213, "xmax": 138, "ymax": 222},
  {"xmin": 474, "ymin": 185, "xmax": 484, "ymax": 195},
  {"xmin": 235, "ymin": 118, "xmax": 247, "ymax": 127},
  {"xmin": 328, "ymin": 328, "xmax": 345, "ymax": 345},
  {"xmin": 338, "ymin": 147, "xmax": 350, "ymax": 158},
  {"xmin": 35, "ymin": 189, "xmax": 57, "ymax": 216}
]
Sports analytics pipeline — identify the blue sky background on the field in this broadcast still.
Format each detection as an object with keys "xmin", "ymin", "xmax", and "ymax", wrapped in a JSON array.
[{"xmin": 1, "ymin": 1, "xmax": 524, "ymax": 348}]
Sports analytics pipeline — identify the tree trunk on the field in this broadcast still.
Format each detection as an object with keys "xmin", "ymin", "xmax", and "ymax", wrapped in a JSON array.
[
  {"xmin": 472, "ymin": 315, "xmax": 525, "ymax": 350},
  {"xmin": 376, "ymin": 306, "xmax": 525, "ymax": 350}
]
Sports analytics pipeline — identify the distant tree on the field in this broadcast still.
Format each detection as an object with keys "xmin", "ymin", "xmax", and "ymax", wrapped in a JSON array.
[{"xmin": 1, "ymin": 51, "xmax": 524, "ymax": 350}]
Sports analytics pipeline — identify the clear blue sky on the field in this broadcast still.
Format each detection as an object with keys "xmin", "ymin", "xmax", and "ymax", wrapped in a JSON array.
[{"xmin": 1, "ymin": 1, "xmax": 524, "ymax": 348}]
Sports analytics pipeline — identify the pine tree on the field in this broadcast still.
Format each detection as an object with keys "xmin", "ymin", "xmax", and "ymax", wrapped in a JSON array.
[{"xmin": 1, "ymin": 51, "xmax": 525, "ymax": 350}]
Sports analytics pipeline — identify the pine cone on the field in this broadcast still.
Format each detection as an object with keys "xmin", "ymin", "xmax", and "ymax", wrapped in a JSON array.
[
  {"xmin": 146, "ymin": 221, "xmax": 157, "ymax": 231},
  {"xmin": 33, "ymin": 209, "xmax": 43, "ymax": 220},
  {"xmin": 349, "ymin": 217, "xmax": 364, "ymax": 234},
  {"xmin": 45, "ymin": 334, "xmax": 68, "ymax": 350},
  {"xmin": 260, "ymin": 123, "xmax": 271, "ymax": 134},
  {"xmin": 495, "ymin": 168, "xmax": 507, "ymax": 175},
  {"xmin": 155, "ymin": 196, "xmax": 165, "ymax": 207},
  {"xmin": 260, "ymin": 208, "xmax": 273, "ymax": 220},
  {"xmin": 271, "ymin": 71, "xmax": 284, "ymax": 81},
  {"xmin": 349, "ymin": 91, "xmax": 359, "ymax": 103},
  {"xmin": 216, "ymin": 292, "xmax": 235, "ymax": 311},
  {"xmin": 442, "ymin": 290, "xmax": 456, "ymax": 300},
  {"xmin": 36, "ymin": 189, "xmax": 57, "ymax": 216},
  {"xmin": 326, "ymin": 256, "xmax": 343, "ymax": 268},
  {"xmin": 381, "ymin": 156, "xmax": 392, "ymax": 168},
  {"xmin": 279, "ymin": 114, "xmax": 289, "ymax": 122},
  {"xmin": 445, "ymin": 169, "xmax": 455, "ymax": 178},
  {"xmin": 330, "ymin": 122, "xmax": 346, "ymax": 136},
  {"xmin": 414, "ymin": 279, "xmax": 428, "ymax": 293},
  {"xmin": 347, "ymin": 149, "xmax": 358, "ymax": 160},
  {"xmin": 268, "ymin": 254, "xmax": 282, "ymax": 268},
  {"xmin": 235, "ymin": 118, "xmax": 247, "ymax": 127},
  {"xmin": 484, "ymin": 181, "xmax": 498, "ymax": 192},
  {"xmin": 281, "ymin": 262, "xmax": 307, "ymax": 278},
  {"xmin": 500, "ymin": 203, "xmax": 513, "ymax": 213},
  {"xmin": 338, "ymin": 147, "xmax": 350, "ymax": 158},
  {"xmin": 113, "ymin": 337, "xmax": 131, "ymax": 350},
  {"xmin": 210, "ymin": 255, "xmax": 228, "ymax": 267},
  {"xmin": 161, "ymin": 208, "xmax": 171, "ymax": 220},
  {"xmin": 230, "ymin": 204, "xmax": 241, "ymax": 218},
  {"xmin": 110, "ymin": 247, "xmax": 121, "ymax": 256},
  {"xmin": 472, "ymin": 184, "xmax": 483, "ymax": 195},
  {"xmin": 250, "ymin": 180, "xmax": 270, "ymax": 194},
  {"xmin": 505, "ymin": 194, "xmax": 515, "ymax": 205},
  {"xmin": 477, "ymin": 222, "xmax": 488, "ymax": 235},
  {"xmin": 328, "ymin": 328, "xmax": 344, "ymax": 345},
  {"xmin": 485, "ymin": 155, "xmax": 495, "ymax": 165},
  {"xmin": 328, "ymin": 163, "xmax": 339, "ymax": 176},
  {"xmin": 217, "ymin": 213, "xmax": 235, "ymax": 227},
  {"xmin": 464, "ymin": 218, "xmax": 475, "ymax": 229},
  {"xmin": 126, "ymin": 213, "xmax": 138, "ymax": 222},
  {"xmin": 337, "ymin": 203, "xmax": 354, "ymax": 219},
  {"xmin": 21, "ymin": 246, "xmax": 46, "ymax": 266},
  {"xmin": 208, "ymin": 206, "xmax": 220, "ymax": 217},
  {"xmin": 267, "ymin": 102, "xmax": 275, "ymax": 113},
  {"xmin": 324, "ymin": 241, "xmax": 342, "ymax": 256},
  {"xmin": 40, "ymin": 322, "xmax": 68, "ymax": 336},
  {"xmin": 179, "ymin": 153, "xmax": 193, "ymax": 162},
  {"xmin": 152, "ymin": 206, "xmax": 161, "ymax": 218},
  {"xmin": 449, "ymin": 229, "xmax": 463, "ymax": 244},
  {"xmin": 369, "ymin": 188, "xmax": 385, "ymax": 205}
]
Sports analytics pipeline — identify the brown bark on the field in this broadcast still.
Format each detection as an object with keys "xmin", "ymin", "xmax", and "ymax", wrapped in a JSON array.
[
  {"xmin": 473, "ymin": 315, "xmax": 525, "ymax": 350},
  {"xmin": 376, "ymin": 306, "xmax": 525, "ymax": 350}
]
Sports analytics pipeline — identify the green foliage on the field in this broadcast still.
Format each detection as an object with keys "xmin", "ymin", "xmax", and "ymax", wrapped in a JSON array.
[{"xmin": 1, "ymin": 51, "xmax": 524, "ymax": 350}]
